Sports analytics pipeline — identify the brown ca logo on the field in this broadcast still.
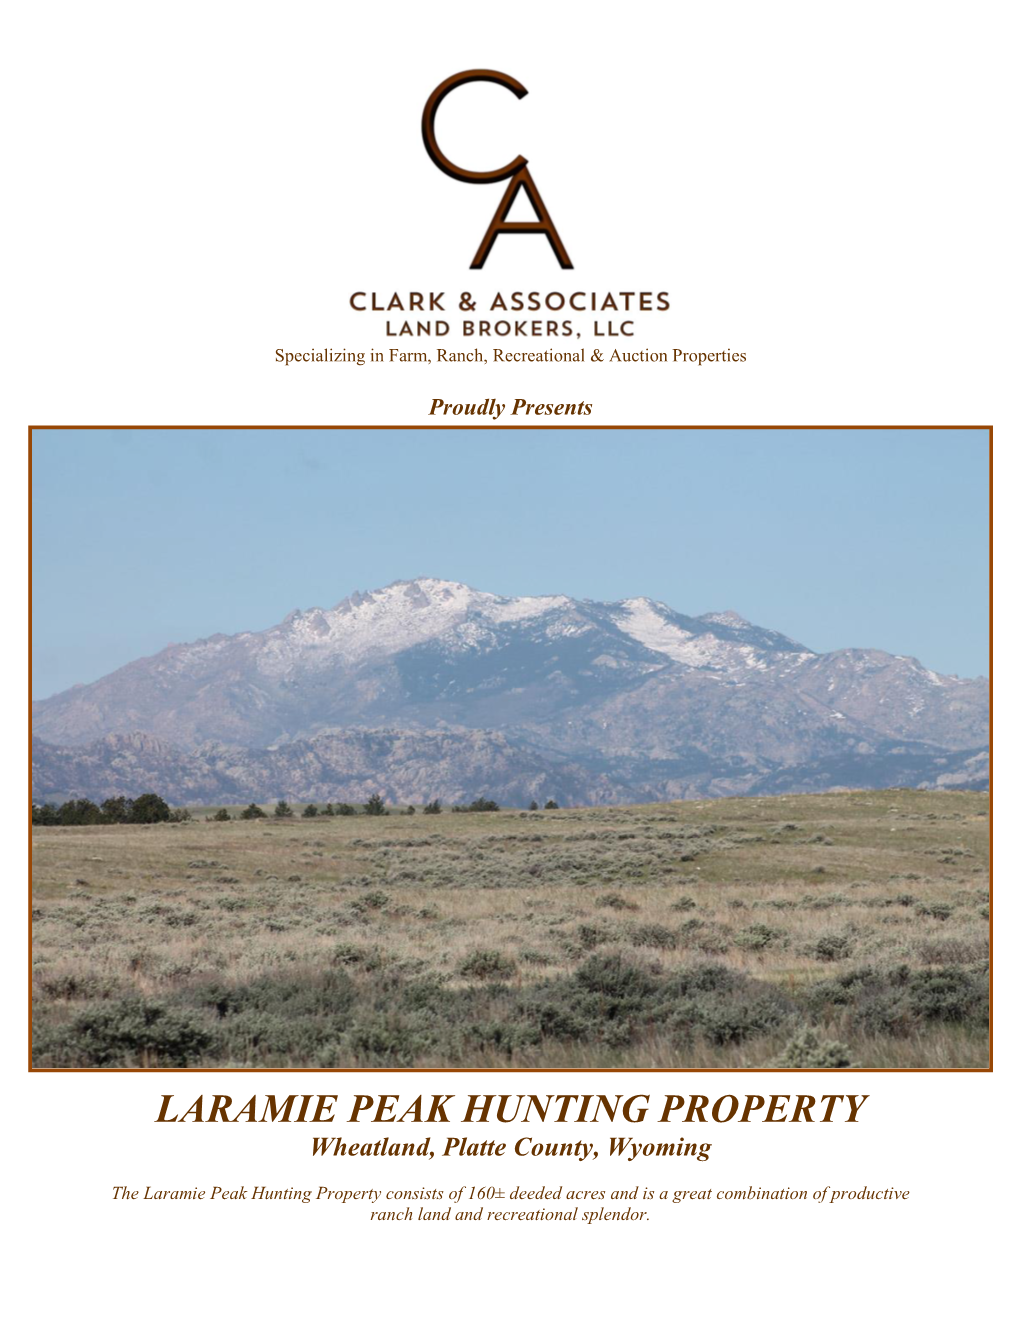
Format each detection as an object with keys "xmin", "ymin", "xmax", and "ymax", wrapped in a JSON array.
[{"xmin": 422, "ymin": 70, "xmax": 573, "ymax": 270}]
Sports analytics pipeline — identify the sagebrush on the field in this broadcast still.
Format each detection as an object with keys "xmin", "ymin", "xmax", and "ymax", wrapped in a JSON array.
[{"xmin": 31, "ymin": 788, "xmax": 989, "ymax": 1068}]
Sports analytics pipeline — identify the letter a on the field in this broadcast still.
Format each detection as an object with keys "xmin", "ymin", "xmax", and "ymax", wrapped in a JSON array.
[{"xmin": 471, "ymin": 167, "xmax": 572, "ymax": 269}]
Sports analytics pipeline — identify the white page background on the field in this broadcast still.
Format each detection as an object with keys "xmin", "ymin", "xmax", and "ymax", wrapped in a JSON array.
[{"xmin": 5, "ymin": 2, "xmax": 1013, "ymax": 1315}]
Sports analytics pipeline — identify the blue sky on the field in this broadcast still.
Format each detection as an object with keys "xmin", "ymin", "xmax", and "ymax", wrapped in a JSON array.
[{"xmin": 31, "ymin": 429, "xmax": 989, "ymax": 697}]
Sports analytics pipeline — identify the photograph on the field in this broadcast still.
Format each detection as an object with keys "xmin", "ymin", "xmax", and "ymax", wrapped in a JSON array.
[{"xmin": 30, "ymin": 427, "xmax": 990, "ymax": 1070}]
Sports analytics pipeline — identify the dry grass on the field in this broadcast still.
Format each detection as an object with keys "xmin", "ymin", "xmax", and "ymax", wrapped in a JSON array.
[{"xmin": 31, "ymin": 789, "xmax": 989, "ymax": 1069}]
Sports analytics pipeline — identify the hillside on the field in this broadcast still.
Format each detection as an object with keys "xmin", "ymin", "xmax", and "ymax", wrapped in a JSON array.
[{"xmin": 32, "ymin": 578, "xmax": 989, "ymax": 804}]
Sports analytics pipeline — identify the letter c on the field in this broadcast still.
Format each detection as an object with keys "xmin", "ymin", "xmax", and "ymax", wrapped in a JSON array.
[{"xmin": 423, "ymin": 70, "xmax": 528, "ymax": 183}]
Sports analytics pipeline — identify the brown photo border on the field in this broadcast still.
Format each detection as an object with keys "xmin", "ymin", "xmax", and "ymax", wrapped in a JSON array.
[{"xmin": 27, "ymin": 424, "xmax": 993, "ymax": 1074}]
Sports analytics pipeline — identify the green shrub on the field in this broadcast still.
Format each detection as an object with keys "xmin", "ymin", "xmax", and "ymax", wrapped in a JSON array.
[
  {"xmin": 35, "ymin": 970, "xmax": 119, "ymax": 1000},
  {"xmin": 190, "ymin": 971, "xmax": 355, "ymax": 1021},
  {"xmin": 693, "ymin": 1000, "xmax": 785, "ymax": 1046},
  {"xmin": 917, "ymin": 902, "xmax": 954, "ymax": 922},
  {"xmin": 809, "ymin": 965, "xmax": 911, "ymax": 1036},
  {"xmin": 663, "ymin": 962, "xmax": 793, "ymax": 1048},
  {"xmin": 631, "ymin": 922, "xmax": 678, "ymax": 950},
  {"xmin": 596, "ymin": 893, "xmax": 639, "ymax": 911},
  {"xmin": 909, "ymin": 967, "xmax": 987, "ymax": 1023},
  {"xmin": 734, "ymin": 923, "xmax": 784, "ymax": 951},
  {"xmin": 572, "ymin": 923, "xmax": 617, "ymax": 951},
  {"xmin": 572, "ymin": 953, "xmax": 657, "ymax": 1010},
  {"xmin": 459, "ymin": 950, "xmax": 517, "ymax": 980},
  {"xmin": 811, "ymin": 933, "xmax": 853, "ymax": 961},
  {"xmin": 678, "ymin": 918, "xmax": 731, "ymax": 954},
  {"xmin": 775, "ymin": 1029, "xmax": 852, "ymax": 1068},
  {"xmin": 344, "ymin": 1016, "xmax": 434, "ymax": 1066},
  {"xmin": 212, "ymin": 808, "xmax": 231, "ymax": 822},
  {"xmin": 332, "ymin": 942, "xmax": 374, "ymax": 966},
  {"xmin": 397, "ymin": 975, "xmax": 454, "ymax": 1012},
  {"xmin": 669, "ymin": 963, "xmax": 737, "ymax": 995},
  {"xmin": 462, "ymin": 1020, "xmax": 542, "ymax": 1058},
  {"xmin": 37, "ymin": 999, "xmax": 212, "ymax": 1067},
  {"xmin": 519, "ymin": 995, "xmax": 590, "ymax": 1042},
  {"xmin": 240, "ymin": 803, "xmax": 266, "ymax": 819}
]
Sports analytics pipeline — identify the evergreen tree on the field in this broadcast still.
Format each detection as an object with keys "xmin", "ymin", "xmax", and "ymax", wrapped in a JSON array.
[
  {"xmin": 544, "ymin": 799, "xmax": 560, "ymax": 810},
  {"xmin": 274, "ymin": 800, "xmax": 293, "ymax": 818},
  {"xmin": 101, "ymin": 796, "xmax": 132, "ymax": 824},
  {"xmin": 58, "ymin": 798, "xmax": 103, "ymax": 826},
  {"xmin": 529, "ymin": 800, "xmax": 539, "ymax": 812},
  {"xmin": 302, "ymin": 803, "xmax": 319, "ymax": 817},
  {"xmin": 240, "ymin": 802, "xmax": 266, "ymax": 819},
  {"xmin": 363, "ymin": 793, "xmax": 388, "ymax": 816},
  {"xmin": 213, "ymin": 808, "xmax": 231, "ymax": 821},
  {"xmin": 335, "ymin": 803, "xmax": 356, "ymax": 816},
  {"xmin": 423, "ymin": 799, "xmax": 442, "ymax": 815},
  {"xmin": 130, "ymin": 793, "xmax": 171, "ymax": 824}
]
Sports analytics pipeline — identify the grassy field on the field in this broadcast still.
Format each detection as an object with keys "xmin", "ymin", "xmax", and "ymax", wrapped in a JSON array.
[{"xmin": 30, "ymin": 789, "xmax": 989, "ymax": 1069}]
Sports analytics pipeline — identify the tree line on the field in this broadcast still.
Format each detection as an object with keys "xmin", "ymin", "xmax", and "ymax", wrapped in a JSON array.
[
  {"xmin": 219, "ymin": 795, "xmax": 561, "ymax": 818},
  {"xmin": 32, "ymin": 794, "xmax": 180, "ymax": 826},
  {"xmin": 32, "ymin": 792, "xmax": 564, "ymax": 826}
]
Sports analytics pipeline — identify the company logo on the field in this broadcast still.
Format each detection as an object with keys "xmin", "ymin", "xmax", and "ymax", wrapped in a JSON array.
[{"xmin": 422, "ymin": 70, "xmax": 572, "ymax": 270}]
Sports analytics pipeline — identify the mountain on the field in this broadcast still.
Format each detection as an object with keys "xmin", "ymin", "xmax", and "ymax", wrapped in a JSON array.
[
  {"xmin": 31, "ymin": 732, "xmax": 988, "ymax": 809},
  {"xmin": 31, "ymin": 730, "xmax": 613, "ymax": 807},
  {"xmin": 32, "ymin": 578, "xmax": 989, "ymax": 805}
]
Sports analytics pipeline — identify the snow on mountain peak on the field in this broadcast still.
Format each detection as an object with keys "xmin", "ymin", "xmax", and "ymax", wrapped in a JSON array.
[
  {"xmin": 614, "ymin": 598, "xmax": 811, "ymax": 672},
  {"xmin": 255, "ymin": 578, "xmax": 572, "ymax": 675},
  {"xmin": 253, "ymin": 583, "xmax": 817, "ymax": 679},
  {"xmin": 617, "ymin": 598, "xmax": 738, "ymax": 669},
  {"xmin": 700, "ymin": 610, "xmax": 751, "ymax": 629},
  {"xmin": 332, "ymin": 577, "xmax": 569, "ymax": 619}
]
